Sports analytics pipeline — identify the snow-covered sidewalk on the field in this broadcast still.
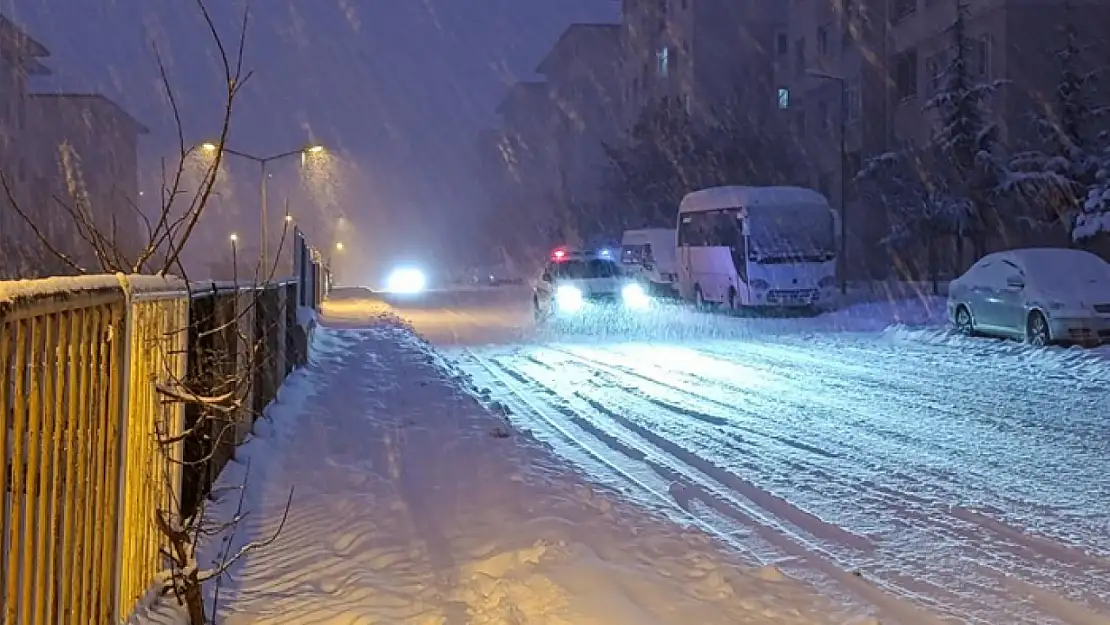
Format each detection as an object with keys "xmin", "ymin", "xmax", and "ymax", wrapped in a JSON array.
[{"xmin": 150, "ymin": 299, "xmax": 865, "ymax": 624}]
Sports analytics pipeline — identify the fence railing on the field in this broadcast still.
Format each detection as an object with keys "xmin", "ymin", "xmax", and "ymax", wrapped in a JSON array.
[{"xmin": 0, "ymin": 268, "xmax": 326, "ymax": 624}]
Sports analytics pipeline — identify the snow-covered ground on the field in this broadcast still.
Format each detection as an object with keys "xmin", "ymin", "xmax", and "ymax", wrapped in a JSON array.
[
  {"xmin": 390, "ymin": 286, "xmax": 1110, "ymax": 624},
  {"xmin": 138, "ymin": 285, "xmax": 1110, "ymax": 624},
  {"xmin": 138, "ymin": 294, "xmax": 867, "ymax": 625}
]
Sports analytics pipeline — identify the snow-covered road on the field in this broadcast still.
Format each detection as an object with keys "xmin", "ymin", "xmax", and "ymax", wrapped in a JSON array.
[{"xmin": 392, "ymin": 287, "xmax": 1110, "ymax": 625}]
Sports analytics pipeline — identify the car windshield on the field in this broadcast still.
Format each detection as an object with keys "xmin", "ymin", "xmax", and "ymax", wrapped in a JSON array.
[
  {"xmin": 551, "ymin": 259, "xmax": 620, "ymax": 279},
  {"xmin": 747, "ymin": 204, "xmax": 835, "ymax": 258},
  {"xmin": 621, "ymin": 244, "xmax": 653, "ymax": 264}
]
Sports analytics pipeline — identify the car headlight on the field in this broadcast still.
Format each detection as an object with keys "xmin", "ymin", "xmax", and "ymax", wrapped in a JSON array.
[
  {"xmin": 555, "ymin": 285, "xmax": 583, "ymax": 312},
  {"xmin": 818, "ymin": 276, "xmax": 835, "ymax": 288},
  {"xmin": 386, "ymin": 267, "xmax": 426, "ymax": 294},
  {"xmin": 622, "ymin": 283, "xmax": 651, "ymax": 309}
]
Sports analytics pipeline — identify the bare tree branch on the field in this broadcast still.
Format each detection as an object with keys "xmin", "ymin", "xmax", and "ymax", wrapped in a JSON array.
[{"xmin": 0, "ymin": 171, "xmax": 86, "ymax": 273}]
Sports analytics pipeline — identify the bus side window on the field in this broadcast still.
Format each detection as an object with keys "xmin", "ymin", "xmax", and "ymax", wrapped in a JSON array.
[{"xmin": 684, "ymin": 213, "xmax": 709, "ymax": 246}]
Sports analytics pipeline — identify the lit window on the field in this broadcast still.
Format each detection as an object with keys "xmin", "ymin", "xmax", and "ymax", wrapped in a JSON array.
[
  {"xmin": 777, "ymin": 88, "xmax": 790, "ymax": 109},
  {"xmin": 657, "ymin": 46, "xmax": 670, "ymax": 77}
]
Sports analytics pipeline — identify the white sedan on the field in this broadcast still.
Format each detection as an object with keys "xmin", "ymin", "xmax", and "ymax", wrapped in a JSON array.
[{"xmin": 947, "ymin": 247, "xmax": 1110, "ymax": 346}]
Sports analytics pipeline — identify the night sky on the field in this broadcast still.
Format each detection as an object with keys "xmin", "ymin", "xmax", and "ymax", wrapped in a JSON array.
[{"xmin": 5, "ymin": 0, "xmax": 619, "ymax": 276}]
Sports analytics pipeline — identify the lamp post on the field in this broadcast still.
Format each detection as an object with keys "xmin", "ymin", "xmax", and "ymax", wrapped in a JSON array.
[
  {"xmin": 202, "ymin": 142, "xmax": 324, "ymax": 268},
  {"xmin": 806, "ymin": 69, "xmax": 848, "ymax": 295}
]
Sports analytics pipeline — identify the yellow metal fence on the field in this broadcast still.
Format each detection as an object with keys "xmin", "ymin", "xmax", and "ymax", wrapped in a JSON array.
[{"xmin": 0, "ymin": 276, "xmax": 188, "ymax": 625}]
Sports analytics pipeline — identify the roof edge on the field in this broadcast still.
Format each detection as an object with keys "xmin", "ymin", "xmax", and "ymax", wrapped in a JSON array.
[{"xmin": 30, "ymin": 92, "xmax": 150, "ymax": 135}]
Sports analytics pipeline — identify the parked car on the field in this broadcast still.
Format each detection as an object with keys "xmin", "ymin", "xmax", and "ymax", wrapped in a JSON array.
[{"xmin": 947, "ymin": 247, "xmax": 1110, "ymax": 346}]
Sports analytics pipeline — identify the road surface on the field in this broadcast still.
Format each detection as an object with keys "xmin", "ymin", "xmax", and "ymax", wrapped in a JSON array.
[{"xmin": 387, "ymin": 286, "xmax": 1110, "ymax": 625}]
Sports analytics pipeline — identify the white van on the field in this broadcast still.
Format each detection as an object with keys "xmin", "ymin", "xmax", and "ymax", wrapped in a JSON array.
[
  {"xmin": 620, "ymin": 228, "xmax": 678, "ymax": 296},
  {"xmin": 676, "ymin": 186, "xmax": 838, "ymax": 310}
]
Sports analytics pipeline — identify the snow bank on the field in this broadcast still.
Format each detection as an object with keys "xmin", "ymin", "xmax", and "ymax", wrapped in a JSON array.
[
  {"xmin": 180, "ymin": 301, "xmax": 859, "ymax": 625},
  {"xmin": 0, "ymin": 273, "xmax": 187, "ymax": 306},
  {"xmin": 882, "ymin": 324, "xmax": 1110, "ymax": 376},
  {"xmin": 532, "ymin": 286, "xmax": 947, "ymax": 345}
]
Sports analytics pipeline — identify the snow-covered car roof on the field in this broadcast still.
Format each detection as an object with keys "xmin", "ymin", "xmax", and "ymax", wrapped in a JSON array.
[
  {"xmin": 999, "ymin": 247, "xmax": 1106, "ymax": 270},
  {"xmin": 679, "ymin": 186, "xmax": 828, "ymax": 214}
]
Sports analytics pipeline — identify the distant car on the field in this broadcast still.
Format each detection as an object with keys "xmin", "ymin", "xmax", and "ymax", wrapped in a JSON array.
[
  {"xmin": 533, "ymin": 248, "xmax": 652, "ymax": 322},
  {"xmin": 620, "ymin": 228, "xmax": 679, "ymax": 297},
  {"xmin": 947, "ymin": 247, "xmax": 1110, "ymax": 346}
]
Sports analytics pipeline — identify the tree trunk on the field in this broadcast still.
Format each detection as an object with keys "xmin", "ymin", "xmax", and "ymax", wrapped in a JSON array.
[
  {"xmin": 185, "ymin": 575, "xmax": 206, "ymax": 625},
  {"xmin": 927, "ymin": 234, "xmax": 940, "ymax": 296}
]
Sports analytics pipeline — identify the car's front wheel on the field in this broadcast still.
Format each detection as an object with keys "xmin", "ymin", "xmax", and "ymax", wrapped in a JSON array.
[
  {"xmin": 694, "ymin": 286, "xmax": 709, "ymax": 311},
  {"xmin": 1026, "ymin": 310, "xmax": 1050, "ymax": 346},
  {"xmin": 954, "ymin": 304, "xmax": 975, "ymax": 336}
]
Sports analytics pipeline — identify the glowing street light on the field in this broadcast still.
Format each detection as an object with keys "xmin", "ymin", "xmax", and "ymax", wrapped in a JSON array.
[
  {"xmin": 229, "ymin": 233, "xmax": 238, "ymax": 243},
  {"xmin": 201, "ymin": 142, "xmax": 327, "ymax": 264},
  {"xmin": 335, "ymin": 241, "xmax": 344, "ymax": 251}
]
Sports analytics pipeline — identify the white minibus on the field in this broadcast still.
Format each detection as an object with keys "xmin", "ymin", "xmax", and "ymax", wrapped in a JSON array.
[{"xmin": 676, "ymin": 186, "xmax": 837, "ymax": 310}]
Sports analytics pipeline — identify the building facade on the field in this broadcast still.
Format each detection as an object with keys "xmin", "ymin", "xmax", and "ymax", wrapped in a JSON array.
[
  {"xmin": 0, "ymin": 15, "xmax": 51, "ymax": 277},
  {"xmin": 488, "ymin": 80, "xmax": 568, "ymax": 250},
  {"xmin": 618, "ymin": 0, "xmax": 785, "ymax": 130},
  {"xmin": 536, "ymin": 23, "xmax": 623, "ymax": 231},
  {"xmin": 780, "ymin": 0, "xmax": 1110, "ymax": 278},
  {"xmin": 26, "ymin": 93, "xmax": 149, "ymax": 265},
  {"xmin": 0, "ymin": 13, "xmax": 149, "ymax": 277}
]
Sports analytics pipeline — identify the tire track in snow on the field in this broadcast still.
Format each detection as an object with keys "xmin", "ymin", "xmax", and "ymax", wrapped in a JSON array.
[
  {"xmin": 465, "ymin": 342, "xmax": 1110, "ymax": 625},
  {"xmin": 558, "ymin": 340, "xmax": 1110, "ymax": 557},
  {"xmin": 460, "ymin": 349, "xmax": 957, "ymax": 625},
  {"xmin": 542, "ymin": 343, "xmax": 1110, "ymax": 613},
  {"xmin": 648, "ymin": 339, "xmax": 1110, "ymax": 559}
]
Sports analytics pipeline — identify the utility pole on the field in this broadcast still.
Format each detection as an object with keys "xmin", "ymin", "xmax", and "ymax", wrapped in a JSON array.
[{"xmin": 806, "ymin": 69, "xmax": 849, "ymax": 294}]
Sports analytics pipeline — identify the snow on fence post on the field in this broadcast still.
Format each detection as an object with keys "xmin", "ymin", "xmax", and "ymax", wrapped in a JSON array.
[{"xmin": 0, "ymin": 276, "xmax": 130, "ymax": 625}]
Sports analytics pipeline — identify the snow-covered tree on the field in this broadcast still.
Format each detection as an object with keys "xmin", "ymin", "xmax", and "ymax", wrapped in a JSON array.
[
  {"xmin": 602, "ymin": 97, "xmax": 802, "ymax": 232},
  {"xmin": 1079, "ymin": 158, "xmax": 1110, "ymax": 240},
  {"xmin": 1009, "ymin": 2, "xmax": 1108, "ymax": 237},
  {"xmin": 923, "ymin": 1, "xmax": 1010, "ymax": 256},
  {"xmin": 857, "ymin": 146, "xmax": 969, "ymax": 291}
]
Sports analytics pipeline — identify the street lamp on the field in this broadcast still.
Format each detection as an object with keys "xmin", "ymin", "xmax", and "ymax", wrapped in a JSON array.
[
  {"xmin": 806, "ymin": 68, "xmax": 848, "ymax": 295},
  {"xmin": 335, "ymin": 241, "xmax": 344, "ymax": 251},
  {"xmin": 202, "ymin": 142, "xmax": 326, "ymax": 266}
]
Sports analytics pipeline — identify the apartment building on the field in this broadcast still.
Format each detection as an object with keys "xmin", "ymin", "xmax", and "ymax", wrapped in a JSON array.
[
  {"xmin": 491, "ymin": 80, "xmax": 569, "ymax": 243},
  {"xmin": 780, "ymin": 0, "xmax": 1110, "ymax": 278},
  {"xmin": 536, "ymin": 23, "xmax": 623, "ymax": 221},
  {"xmin": 495, "ymin": 80, "xmax": 560, "ymax": 197},
  {"xmin": 27, "ymin": 93, "xmax": 149, "ymax": 264},
  {"xmin": 618, "ymin": 0, "xmax": 785, "ymax": 131},
  {"xmin": 0, "ymin": 15, "xmax": 50, "ymax": 276}
]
